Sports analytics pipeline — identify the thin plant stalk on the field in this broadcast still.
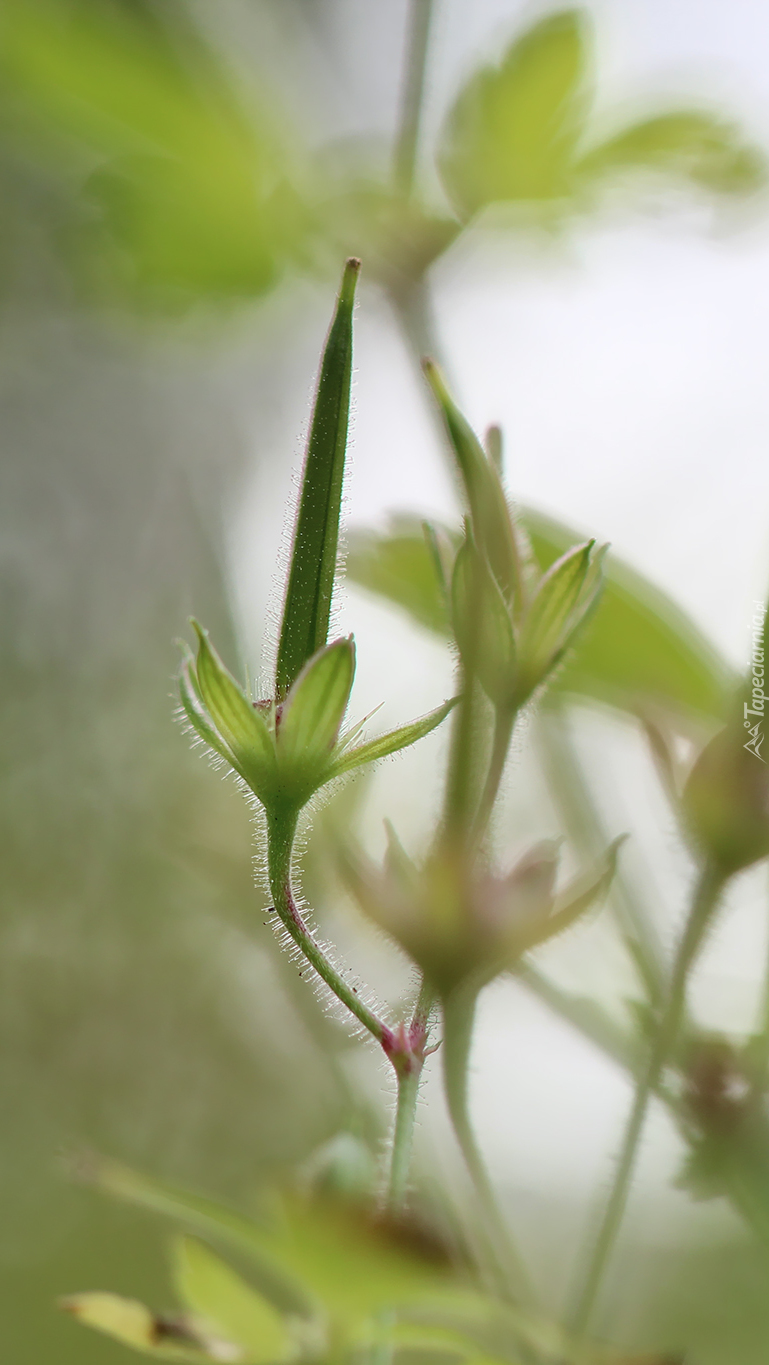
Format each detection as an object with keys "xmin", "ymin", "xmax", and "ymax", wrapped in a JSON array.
[
  {"xmin": 472, "ymin": 707, "xmax": 515, "ymax": 845},
  {"xmin": 266, "ymin": 812, "xmax": 390, "ymax": 1045},
  {"xmin": 536, "ymin": 707, "xmax": 666, "ymax": 1004},
  {"xmin": 441, "ymin": 987, "xmax": 535, "ymax": 1304},
  {"xmin": 393, "ymin": 0, "xmax": 436, "ymax": 197},
  {"xmin": 384, "ymin": 978, "xmax": 436, "ymax": 1213},
  {"xmin": 569, "ymin": 863, "xmax": 725, "ymax": 1339}
]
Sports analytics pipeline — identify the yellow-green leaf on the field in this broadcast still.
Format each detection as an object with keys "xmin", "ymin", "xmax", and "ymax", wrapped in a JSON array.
[
  {"xmin": 174, "ymin": 1238, "xmax": 295, "ymax": 1365},
  {"xmin": 438, "ymin": 10, "xmax": 589, "ymax": 217},
  {"xmin": 59, "ymin": 1292, "xmax": 231, "ymax": 1361}
]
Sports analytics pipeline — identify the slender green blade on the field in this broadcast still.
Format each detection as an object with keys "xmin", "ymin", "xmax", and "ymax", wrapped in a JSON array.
[
  {"xmin": 276, "ymin": 258, "xmax": 360, "ymax": 699},
  {"xmin": 423, "ymin": 362, "xmax": 520, "ymax": 601},
  {"xmin": 329, "ymin": 699, "xmax": 456, "ymax": 778},
  {"xmin": 518, "ymin": 540, "xmax": 595, "ymax": 688},
  {"xmin": 576, "ymin": 110, "xmax": 766, "ymax": 197}
]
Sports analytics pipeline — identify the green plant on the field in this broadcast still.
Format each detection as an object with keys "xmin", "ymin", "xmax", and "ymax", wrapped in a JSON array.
[{"xmin": 53, "ymin": 5, "xmax": 769, "ymax": 1364}]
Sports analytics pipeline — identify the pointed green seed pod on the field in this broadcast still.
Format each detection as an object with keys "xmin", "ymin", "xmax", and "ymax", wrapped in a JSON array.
[{"xmin": 276, "ymin": 258, "xmax": 360, "ymax": 700}]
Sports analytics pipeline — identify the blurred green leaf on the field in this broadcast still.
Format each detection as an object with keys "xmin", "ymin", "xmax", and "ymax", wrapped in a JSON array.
[
  {"xmin": 276, "ymin": 259, "xmax": 359, "ymax": 698},
  {"xmin": 525, "ymin": 508, "xmax": 736, "ymax": 722},
  {"xmin": 438, "ymin": 10, "xmax": 589, "ymax": 218},
  {"xmin": 1, "ymin": 0, "xmax": 307, "ymax": 304},
  {"xmin": 577, "ymin": 110, "xmax": 766, "ymax": 196},
  {"xmin": 346, "ymin": 517, "xmax": 451, "ymax": 637},
  {"xmin": 59, "ymin": 1291, "xmax": 221, "ymax": 1360},
  {"xmin": 247, "ymin": 1194, "xmax": 453, "ymax": 1323},
  {"xmin": 345, "ymin": 511, "xmax": 734, "ymax": 725},
  {"xmin": 85, "ymin": 1157, "xmax": 314, "ymax": 1318},
  {"xmin": 86, "ymin": 1160, "xmax": 453, "ymax": 1327},
  {"xmin": 174, "ymin": 1237, "xmax": 294, "ymax": 1364}
]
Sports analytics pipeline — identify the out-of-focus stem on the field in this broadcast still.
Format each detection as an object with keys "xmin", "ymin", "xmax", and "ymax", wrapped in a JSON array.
[
  {"xmin": 393, "ymin": 0, "xmax": 436, "ymax": 198},
  {"xmin": 441, "ymin": 987, "xmax": 535, "ymax": 1304},
  {"xmin": 473, "ymin": 707, "xmax": 515, "ymax": 845},
  {"xmin": 570, "ymin": 864, "xmax": 725, "ymax": 1339},
  {"xmin": 536, "ymin": 707, "xmax": 666, "ymax": 1004}
]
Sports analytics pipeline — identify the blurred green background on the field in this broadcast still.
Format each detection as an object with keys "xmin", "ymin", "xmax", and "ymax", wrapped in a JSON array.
[{"xmin": 4, "ymin": 1, "xmax": 769, "ymax": 1361}]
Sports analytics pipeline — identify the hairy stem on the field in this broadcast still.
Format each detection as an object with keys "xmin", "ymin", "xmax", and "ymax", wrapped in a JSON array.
[
  {"xmin": 384, "ymin": 978, "xmax": 436, "ymax": 1213},
  {"xmin": 569, "ymin": 863, "xmax": 725, "ymax": 1339},
  {"xmin": 441, "ymin": 987, "xmax": 535, "ymax": 1304},
  {"xmin": 393, "ymin": 0, "xmax": 436, "ymax": 197},
  {"xmin": 387, "ymin": 1065, "xmax": 423, "ymax": 1213},
  {"xmin": 266, "ymin": 811, "xmax": 390, "ymax": 1045}
]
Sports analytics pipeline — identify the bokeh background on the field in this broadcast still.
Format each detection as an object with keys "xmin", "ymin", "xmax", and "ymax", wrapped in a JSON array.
[{"xmin": 5, "ymin": 0, "xmax": 769, "ymax": 1360}]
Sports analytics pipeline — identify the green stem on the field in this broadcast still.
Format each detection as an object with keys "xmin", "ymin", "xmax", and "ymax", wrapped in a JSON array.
[
  {"xmin": 536, "ymin": 708, "xmax": 666, "ymax": 1006},
  {"xmin": 384, "ymin": 978, "xmax": 436, "ymax": 1213},
  {"xmin": 440, "ymin": 667, "xmax": 490, "ymax": 847},
  {"xmin": 387, "ymin": 1065, "xmax": 423, "ymax": 1213},
  {"xmin": 569, "ymin": 863, "xmax": 725, "ymax": 1339},
  {"xmin": 472, "ymin": 707, "xmax": 515, "ymax": 845},
  {"xmin": 441, "ymin": 986, "xmax": 535, "ymax": 1304},
  {"xmin": 266, "ymin": 811, "xmax": 389, "ymax": 1045},
  {"xmin": 393, "ymin": 0, "xmax": 436, "ymax": 198}
]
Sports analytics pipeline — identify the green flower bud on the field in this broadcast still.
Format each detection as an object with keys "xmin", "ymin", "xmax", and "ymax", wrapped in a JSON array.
[
  {"xmin": 516, "ymin": 539, "xmax": 606, "ymax": 701},
  {"xmin": 343, "ymin": 829, "xmax": 620, "ymax": 997},
  {"xmin": 683, "ymin": 723, "xmax": 769, "ymax": 875},
  {"xmin": 276, "ymin": 637, "xmax": 356, "ymax": 804},
  {"xmin": 451, "ymin": 531, "xmax": 517, "ymax": 708},
  {"xmin": 181, "ymin": 625, "xmax": 455, "ymax": 817}
]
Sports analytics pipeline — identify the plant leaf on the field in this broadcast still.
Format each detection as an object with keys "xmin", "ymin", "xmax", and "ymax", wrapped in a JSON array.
[
  {"xmin": 577, "ymin": 110, "xmax": 766, "ymax": 196},
  {"xmin": 451, "ymin": 535, "xmax": 517, "ymax": 707},
  {"xmin": 191, "ymin": 623, "xmax": 277, "ymax": 798},
  {"xmin": 329, "ymin": 699, "xmax": 457, "ymax": 779},
  {"xmin": 438, "ymin": 10, "xmax": 589, "ymax": 218},
  {"xmin": 423, "ymin": 363, "xmax": 521, "ymax": 601},
  {"xmin": 278, "ymin": 638, "xmax": 355, "ymax": 781},
  {"xmin": 80, "ymin": 1157, "xmax": 313, "ymax": 1318},
  {"xmin": 174, "ymin": 1237, "xmax": 294, "ymax": 1364},
  {"xmin": 525, "ymin": 509, "xmax": 736, "ymax": 723},
  {"xmin": 345, "ymin": 512, "xmax": 734, "ymax": 726},
  {"xmin": 59, "ymin": 1292, "xmax": 223, "ymax": 1360},
  {"xmin": 346, "ymin": 518, "xmax": 451, "ymax": 636},
  {"xmin": 1, "ymin": 0, "xmax": 303, "ymax": 305},
  {"xmin": 517, "ymin": 540, "xmax": 598, "ymax": 693},
  {"xmin": 275, "ymin": 258, "xmax": 359, "ymax": 699}
]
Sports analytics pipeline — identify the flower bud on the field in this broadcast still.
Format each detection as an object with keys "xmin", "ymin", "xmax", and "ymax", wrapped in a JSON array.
[
  {"xmin": 683, "ymin": 723, "xmax": 769, "ymax": 875},
  {"xmin": 343, "ymin": 829, "xmax": 619, "ymax": 997}
]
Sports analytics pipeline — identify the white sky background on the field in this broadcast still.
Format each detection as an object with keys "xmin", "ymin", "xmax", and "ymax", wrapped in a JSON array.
[{"xmin": 230, "ymin": 0, "xmax": 769, "ymax": 1307}]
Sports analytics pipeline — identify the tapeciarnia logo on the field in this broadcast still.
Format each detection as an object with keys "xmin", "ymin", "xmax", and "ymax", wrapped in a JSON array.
[{"xmin": 744, "ymin": 601, "xmax": 767, "ymax": 762}]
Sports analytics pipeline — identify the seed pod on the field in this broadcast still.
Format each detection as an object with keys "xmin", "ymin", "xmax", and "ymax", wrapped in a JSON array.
[{"xmin": 276, "ymin": 258, "xmax": 360, "ymax": 699}]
